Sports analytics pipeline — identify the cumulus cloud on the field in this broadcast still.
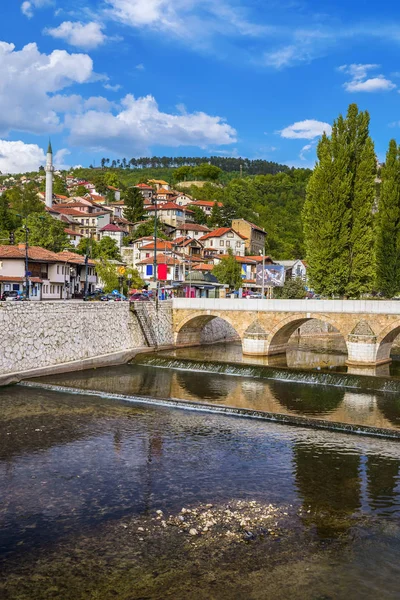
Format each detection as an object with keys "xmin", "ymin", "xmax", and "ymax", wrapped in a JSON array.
[
  {"xmin": 280, "ymin": 119, "xmax": 332, "ymax": 139},
  {"xmin": 103, "ymin": 83, "xmax": 122, "ymax": 91},
  {"xmin": 67, "ymin": 93, "xmax": 237, "ymax": 154},
  {"xmin": 104, "ymin": 0, "xmax": 267, "ymax": 43},
  {"xmin": 21, "ymin": 0, "xmax": 52, "ymax": 18},
  {"xmin": 0, "ymin": 41, "xmax": 94, "ymax": 136},
  {"xmin": 54, "ymin": 148, "xmax": 71, "ymax": 170},
  {"xmin": 0, "ymin": 140, "xmax": 46, "ymax": 173},
  {"xmin": 299, "ymin": 143, "xmax": 313, "ymax": 160},
  {"xmin": 44, "ymin": 21, "xmax": 107, "ymax": 50},
  {"xmin": 339, "ymin": 64, "xmax": 396, "ymax": 92}
]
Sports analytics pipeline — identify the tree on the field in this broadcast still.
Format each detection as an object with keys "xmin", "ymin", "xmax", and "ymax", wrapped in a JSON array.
[
  {"xmin": 95, "ymin": 258, "xmax": 143, "ymax": 294},
  {"xmin": 303, "ymin": 104, "xmax": 376, "ymax": 297},
  {"xmin": 97, "ymin": 236, "xmax": 122, "ymax": 261},
  {"xmin": 188, "ymin": 204, "xmax": 207, "ymax": 225},
  {"xmin": 273, "ymin": 277, "xmax": 306, "ymax": 299},
  {"xmin": 192, "ymin": 163, "xmax": 222, "ymax": 181},
  {"xmin": 6, "ymin": 184, "xmax": 45, "ymax": 220},
  {"xmin": 74, "ymin": 185, "xmax": 89, "ymax": 197},
  {"xmin": 173, "ymin": 166, "xmax": 193, "ymax": 183},
  {"xmin": 53, "ymin": 177, "xmax": 68, "ymax": 196},
  {"xmin": 15, "ymin": 214, "xmax": 71, "ymax": 252},
  {"xmin": 0, "ymin": 194, "xmax": 16, "ymax": 234},
  {"xmin": 124, "ymin": 187, "xmax": 144, "ymax": 222},
  {"xmin": 76, "ymin": 237, "xmax": 99, "ymax": 257},
  {"xmin": 127, "ymin": 220, "xmax": 168, "ymax": 241},
  {"xmin": 212, "ymin": 249, "xmax": 242, "ymax": 289},
  {"xmin": 208, "ymin": 202, "xmax": 223, "ymax": 228},
  {"xmin": 376, "ymin": 139, "xmax": 400, "ymax": 297},
  {"xmin": 103, "ymin": 172, "xmax": 120, "ymax": 187}
]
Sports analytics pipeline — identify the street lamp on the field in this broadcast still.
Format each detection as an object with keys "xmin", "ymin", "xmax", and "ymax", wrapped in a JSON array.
[{"xmin": 260, "ymin": 249, "xmax": 265, "ymax": 299}]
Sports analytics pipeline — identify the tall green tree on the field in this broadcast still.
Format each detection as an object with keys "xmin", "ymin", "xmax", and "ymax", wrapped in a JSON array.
[
  {"xmin": 53, "ymin": 177, "xmax": 68, "ymax": 196},
  {"xmin": 15, "ymin": 214, "xmax": 71, "ymax": 252},
  {"xmin": 212, "ymin": 249, "xmax": 242, "ymax": 289},
  {"xmin": 376, "ymin": 139, "xmax": 400, "ymax": 297},
  {"xmin": 208, "ymin": 202, "xmax": 223, "ymax": 228},
  {"xmin": 5, "ymin": 184, "xmax": 45, "ymax": 221},
  {"xmin": 303, "ymin": 104, "xmax": 376, "ymax": 297},
  {"xmin": 97, "ymin": 236, "xmax": 122, "ymax": 261},
  {"xmin": 188, "ymin": 204, "xmax": 207, "ymax": 225},
  {"xmin": 95, "ymin": 259, "xmax": 143, "ymax": 293},
  {"xmin": 124, "ymin": 187, "xmax": 144, "ymax": 222}
]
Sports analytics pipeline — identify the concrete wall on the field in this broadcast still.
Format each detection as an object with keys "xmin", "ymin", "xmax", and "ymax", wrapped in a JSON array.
[{"xmin": 0, "ymin": 301, "xmax": 151, "ymax": 385}]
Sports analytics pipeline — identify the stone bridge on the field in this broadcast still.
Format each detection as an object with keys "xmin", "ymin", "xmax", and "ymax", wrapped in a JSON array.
[{"xmin": 172, "ymin": 298, "xmax": 400, "ymax": 366}]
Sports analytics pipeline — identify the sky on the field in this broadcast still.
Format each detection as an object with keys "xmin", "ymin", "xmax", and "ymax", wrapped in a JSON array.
[{"xmin": 1, "ymin": 0, "xmax": 400, "ymax": 173}]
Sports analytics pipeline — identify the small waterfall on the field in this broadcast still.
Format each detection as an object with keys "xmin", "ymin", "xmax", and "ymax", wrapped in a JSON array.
[{"xmin": 133, "ymin": 355, "xmax": 400, "ymax": 394}]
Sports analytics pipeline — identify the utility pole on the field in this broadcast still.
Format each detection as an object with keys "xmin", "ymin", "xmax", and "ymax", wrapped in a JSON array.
[
  {"xmin": 24, "ymin": 225, "xmax": 29, "ymax": 299},
  {"xmin": 260, "ymin": 249, "xmax": 265, "ymax": 299}
]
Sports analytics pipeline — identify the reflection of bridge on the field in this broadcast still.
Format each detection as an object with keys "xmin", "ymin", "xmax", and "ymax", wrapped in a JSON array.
[{"xmin": 172, "ymin": 298, "xmax": 400, "ymax": 366}]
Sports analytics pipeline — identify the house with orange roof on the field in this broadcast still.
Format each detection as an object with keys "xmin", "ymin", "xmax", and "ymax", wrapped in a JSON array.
[
  {"xmin": 190, "ymin": 200, "xmax": 224, "ymax": 216},
  {"xmin": 173, "ymin": 223, "xmax": 210, "ymax": 240},
  {"xmin": 144, "ymin": 202, "xmax": 194, "ymax": 227},
  {"xmin": 0, "ymin": 245, "xmax": 97, "ymax": 300},
  {"xmin": 199, "ymin": 227, "xmax": 247, "ymax": 257},
  {"xmin": 136, "ymin": 253, "xmax": 185, "ymax": 283},
  {"xmin": 134, "ymin": 183, "xmax": 154, "ymax": 201},
  {"xmin": 147, "ymin": 179, "xmax": 170, "ymax": 191}
]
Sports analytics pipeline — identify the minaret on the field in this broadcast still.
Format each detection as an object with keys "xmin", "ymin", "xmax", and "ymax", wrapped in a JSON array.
[{"xmin": 45, "ymin": 140, "xmax": 54, "ymax": 208}]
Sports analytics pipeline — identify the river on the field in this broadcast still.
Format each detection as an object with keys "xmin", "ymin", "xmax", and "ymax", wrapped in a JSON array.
[{"xmin": 1, "ymin": 340, "xmax": 400, "ymax": 599}]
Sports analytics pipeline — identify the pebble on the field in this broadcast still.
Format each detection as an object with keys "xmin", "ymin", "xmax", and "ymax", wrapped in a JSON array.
[
  {"xmin": 137, "ymin": 527, "xmax": 144, "ymax": 532},
  {"xmin": 156, "ymin": 510, "xmax": 163, "ymax": 516},
  {"xmin": 189, "ymin": 529, "xmax": 198, "ymax": 536}
]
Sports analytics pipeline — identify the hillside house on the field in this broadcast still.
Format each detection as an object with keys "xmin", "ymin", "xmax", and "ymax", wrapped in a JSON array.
[
  {"xmin": 231, "ymin": 219, "xmax": 267, "ymax": 255},
  {"xmin": 199, "ymin": 227, "xmax": 247, "ymax": 257}
]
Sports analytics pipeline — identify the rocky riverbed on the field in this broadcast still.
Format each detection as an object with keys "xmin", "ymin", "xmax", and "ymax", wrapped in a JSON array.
[{"xmin": 0, "ymin": 499, "xmax": 371, "ymax": 600}]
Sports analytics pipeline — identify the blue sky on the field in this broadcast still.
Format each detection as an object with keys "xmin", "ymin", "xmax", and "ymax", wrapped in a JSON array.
[{"xmin": 1, "ymin": 0, "xmax": 400, "ymax": 172}]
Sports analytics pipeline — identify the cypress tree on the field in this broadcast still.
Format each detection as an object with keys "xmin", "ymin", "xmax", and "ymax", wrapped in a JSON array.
[
  {"xmin": 376, "ymin": 139, "xmax": 400, "ymax": 297},
  {"xmin": 303, "ymin": 104, "xmax": 376, "ymax": 297}
]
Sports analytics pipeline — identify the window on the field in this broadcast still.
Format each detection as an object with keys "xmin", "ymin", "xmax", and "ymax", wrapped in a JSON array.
[
  {"xmin": 210, "ymin": 240, "xmax": 213, "ymax": 246},
  {"xmin": 228, "ymin": 232, "xmax": 234, "ymax": 238},
  {"xmin": 57, "ymin": 265, "xmax": 59, "ymax": 274},
  {"xmin": 220, "ymin": 240, "xmax": 224, "ymax": 246},
  {"xmin": 236, "ymin": 241, "xmax": 241, "ymax": 247},
  {"xmin": 226, "ymin": 241, "xmax": 230, "ymax": 247},
  {"xmin": 62, "ymin": 266, "xmax": 64, "ymax": 275},
  {"xmin": 0, "ymin": 261, "xmax": 2, "ymax": 269}
]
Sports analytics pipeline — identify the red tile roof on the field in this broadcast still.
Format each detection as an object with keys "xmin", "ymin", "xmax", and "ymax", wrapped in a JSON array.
[
  {"xmin": 57, "ymin": 251, "xmax": 96, "ymax": 266},
  {"xmin": 217, "ymin": 254, "xmax": 257, "ymax": 263},
  {"xmin": 192, "ymin": 263, "xmax": 214, "ymax": 271},
  {"xmin": 0, "ymin": 276, "xmax": 43, "ymax": 283},
  {"xmin": 64, "ymin": 228, "xmax": 83, "ymax": 236},
  {"xmin": 175, "ymin": 223, "xmax": 210, "ymax": 232},
  {"xmin": 191, "ymin": 200, "xmax": 224, "ymax": 208},
  {"xmin": 137, "ymin": 254, "xmax": 181, "ymax": 265},
  {"xmin": 139, "ymin": 240, "xmax": 174, "ymax": 251},
  {"xmin": 135, "ymin": 183, "xmax": 154, "ymax": 190},
  {"xmin": 0, "ymin": 245, "xmax": 61, "ymax": 262},
  {"xmin": 100, "ymin": 223, "xmax": 124, "ymax": 232},
  {"xmin": 199, "ymin": 227, "xmax": 247, "ymax": 241},
  {"xmin": 145, "ymin": 202, "xmax": 194, "ymax": 213}
]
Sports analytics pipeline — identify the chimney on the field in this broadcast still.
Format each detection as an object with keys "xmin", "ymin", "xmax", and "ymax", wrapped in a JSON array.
[{"xmin": 17, "ymin": 243, "xmax": 26, "ymax": 250}]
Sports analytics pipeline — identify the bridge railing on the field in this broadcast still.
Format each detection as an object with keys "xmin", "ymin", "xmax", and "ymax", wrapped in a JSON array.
[{"xmin": 171, "ymin": 297, "xmax": 400, "ymax": 315}]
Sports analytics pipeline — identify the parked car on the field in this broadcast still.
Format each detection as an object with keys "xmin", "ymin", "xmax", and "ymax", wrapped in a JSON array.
[
  {"xmin": 85, "ymin": 291, "xmax": 105, "ymax": 301},
  {"xmin": 1, "ymin": 291, "xmax": 19, "ymax": 301},
  {"xmin": 247, "ymin": 293, "xmax": 262, "ymax": 299},
  {"xmin": 129, "ymin": 293, "xmax": 151, "ymax": 302}
]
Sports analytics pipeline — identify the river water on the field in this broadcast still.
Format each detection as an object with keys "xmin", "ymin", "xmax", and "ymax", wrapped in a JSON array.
[{"xmin": 1, "ymin": 340, "xmax": 400, "ymax": 598}]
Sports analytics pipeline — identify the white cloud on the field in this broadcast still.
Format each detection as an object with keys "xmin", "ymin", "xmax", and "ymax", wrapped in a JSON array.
[
  {"xmin": 67, "ymin": 93, "xmax": 236, "ymax": 154},
  {"xmin": 280, "ymin": 119, "xmax": 332, "ymax": 140},
  {"xmin": 54, "ymin": 148, "xmax": 71, "ymax": 170},
  {"xmin": 103, "ymin": 83, "xmax": 122, "ymax": 91},
  {"xmin": 104, "ymin": 0, "xmax": 268, "ymax": 44},
  {"xmin": 21, "ymin": 0, "xmax": 52, "ymax": 18},
  {"xmin": 339, "ymin": 64, "xmax": 396, "ymax": 92},
  {"xmin": 136, "ymin": 63, "xmax": 145, "ymax": 71},
  {"xmin": 0, "ymin": 140, "xmax": 46, "ymax": 173},
  {"xmin": 299, "ymin": 143, "xmax": 315, "ymax": 160},
  {"xmin": 0, "ymin": 41, "xmax": 94, "ymax": 136},
  {"xmin": 44, "ymin": 21, "xmax": 107, "ymax": 50}
]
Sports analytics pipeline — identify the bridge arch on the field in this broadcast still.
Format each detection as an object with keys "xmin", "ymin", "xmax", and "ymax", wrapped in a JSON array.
[
  {"xmin": 265, "ymin": 314, "xmax": 346, "ymax": 356},
  {"xmin": 376, "ymin": 321, "xmax": 400, "ymax": 363},
  {"xmin": 175, "ymin": 313, "xmax": 240, "ymax": 347}
]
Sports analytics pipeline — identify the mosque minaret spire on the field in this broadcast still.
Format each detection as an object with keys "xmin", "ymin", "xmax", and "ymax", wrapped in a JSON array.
[{"xmin": 45, "ymin": 139, "xmax": 54, "ymax": 208}]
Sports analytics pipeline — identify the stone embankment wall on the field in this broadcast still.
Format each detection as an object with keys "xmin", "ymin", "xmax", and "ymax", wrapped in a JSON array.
[{"xmin": 0, "ymin": 301, "xmax": 175, "ymax": 386}]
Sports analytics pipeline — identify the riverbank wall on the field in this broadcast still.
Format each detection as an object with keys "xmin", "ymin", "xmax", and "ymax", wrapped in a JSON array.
[
  {"xmin": 0, "ymin": 301, "xmax": 239, "ymax": 387},
  {"xmin": 0, "ymin": 301, "xmax": 174, "ymax": 386}
]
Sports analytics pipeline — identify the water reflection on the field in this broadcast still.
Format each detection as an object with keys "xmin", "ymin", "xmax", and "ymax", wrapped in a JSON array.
[{"xmin": 2, "ymin": 383, "xmax": 400, "ymax": 598}]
